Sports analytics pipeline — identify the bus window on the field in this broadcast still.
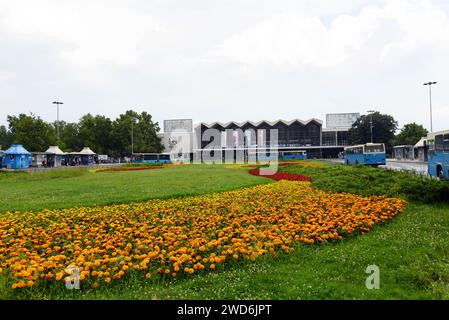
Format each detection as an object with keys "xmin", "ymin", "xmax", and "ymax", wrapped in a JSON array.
[
  {"xmin": 435, "ymin": 135, "xmax": 444, "ymax": 151},
  {"xmin": 143, "ymin": 154, "xmax": 158, "ymax": 161},
  {"xmin": 365, "ymin": 144, "xmax": 384, "ymax": 153},
  {"xmin": 444, "ymin": 134, "xmax": 449, "ymax": 152},
  {"xmin": 159, "ymin": 154, "xmax": 170, "ymax": 161}
]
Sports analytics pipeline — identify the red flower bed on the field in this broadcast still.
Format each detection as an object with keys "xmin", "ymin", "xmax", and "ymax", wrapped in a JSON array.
[
  {"xmin": 96, "ymin": 166, "xmax": 163, "ymax": 173},
  {"xmin": 248, "ymin": 168, "xmax": 313, "ymax": 182}
]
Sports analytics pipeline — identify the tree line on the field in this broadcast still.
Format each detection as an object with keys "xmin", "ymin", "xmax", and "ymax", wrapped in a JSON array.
[
  {"xmin": 0, "ymin": 110, "xmax": 163, "ymax": 156},
  {"xmin": 348, "ymin": 111, "xmax": 429, "ymax": 149},
  {"xmin": 0, "ymin": 109, "xmax": 429, "ymax": 156}
]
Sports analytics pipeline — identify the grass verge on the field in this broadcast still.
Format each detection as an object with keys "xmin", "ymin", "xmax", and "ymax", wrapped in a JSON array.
[{"xmin": 0, "ymin": 165, "xmax": 271, "ymax": 213}]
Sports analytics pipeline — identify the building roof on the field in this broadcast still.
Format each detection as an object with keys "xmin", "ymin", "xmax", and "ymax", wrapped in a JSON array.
[
  {"xmin": 45, "ymin": 146, "xmax": 66, "ymax": 155},
  {"xmin": 322, "ymin": 128, "xmax": 349, "ymax": 132},
  {"xmin": 4, "ymin": 144, "xmax": 31, "ymax": 155},
  {"xmin": 200, "ymin": 118, "xmax": 322, "ymax": 129},
  {"xmin": 414, "ymin": 138, "xmax": 427, "ymax": 148},
  {"xmin": 78, "ymin": 147, "xmax": 96, "ymax": 155},
  {"xmin": 428, "ymin": 129, "xmax": 449, "ymax": 137}
]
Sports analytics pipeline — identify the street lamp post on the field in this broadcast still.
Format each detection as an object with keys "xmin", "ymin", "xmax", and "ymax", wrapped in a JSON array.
[
  {"xmin": 52, "ymin": 101, "xmax": 63, "ymax": 145},
  {"xmin": 131, "ymin": 117, "xmax": 137, "ymax": 162},
  {"xmin": 423, "ymin": 82, "xmax": 437, "ymax": 133},
  {"xmin": 131, "ymin": 120, "xmax": 134, "ymax": 157},
  {"xmin": 367, "ymin": 110, "xmax": 376, "ymax": 143}
]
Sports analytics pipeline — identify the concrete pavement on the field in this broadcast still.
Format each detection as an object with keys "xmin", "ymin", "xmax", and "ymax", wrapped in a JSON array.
[{"xmin": 326, "ymin": 158, "xmax": 429, "ymax": 175}]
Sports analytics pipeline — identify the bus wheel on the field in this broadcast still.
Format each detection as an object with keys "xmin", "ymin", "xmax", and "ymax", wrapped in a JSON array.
[{"xmin": 437, "ymin": 166, "xmax": 445, "ymax": 180}]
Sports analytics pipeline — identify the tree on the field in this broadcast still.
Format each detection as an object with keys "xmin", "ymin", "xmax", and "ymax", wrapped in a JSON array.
[
  {"xmin": 134, "ymin": 111, "xmax": 163, "ymax": 153},
  {"xmin": 58, "ymin": 121, "xmax": 83, "ymax": 152},
  {"xmin": 0, "ymin": 125, "xmax": 13, "ymax": 150},
  {"xmin": 2, "ymin": 110, "xmax": 162, "ymax": 156},
  {"xmin": 77, "ymin": 114, "xmax": 114, "ymax": 155},
  {"xmin": 7, "ymin": 113, "xmax": 57, "ymax": 151},
  {"xmin": 393, "ymin": 123, "xmax": 428, "ymax": 146},
  {"xmin": 348, "ymin": 112, "xmax": 398, "ymax": 148},
  {"xmin": 112, "ymin": 110, "xmax": 163, "ymax": 156}
]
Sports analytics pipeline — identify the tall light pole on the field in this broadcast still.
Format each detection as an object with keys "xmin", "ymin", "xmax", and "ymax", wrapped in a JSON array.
[
  {"xmin": 53, "ymin": 101, "xmax": 63, "ymax": 145},
  {"xmin": 131, "ymin": 116, "xmax": 136, "ymax": 161},
  {"xmin": 131, "ymin": 120, "xmax": 134, "ymax": 156},
  {"xmin": 367, "ymin": 110, "xmax": 376, "ymax": 143},
  {"xmin": 423, "ymin": 82, "xmax": 437, "ymax": 133}
]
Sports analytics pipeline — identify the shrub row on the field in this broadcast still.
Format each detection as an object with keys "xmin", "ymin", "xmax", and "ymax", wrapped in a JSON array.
[{"xmin": 280, "ymin": 164, "xmax": 449, "ymax": 204}]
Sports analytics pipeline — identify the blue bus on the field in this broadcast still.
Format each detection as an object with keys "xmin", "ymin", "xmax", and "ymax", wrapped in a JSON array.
[
  {"xmin": 279, "ymin": 150, "xmax": 307, "ymax": 160},
  {"xmin": 344, "ymin": 143, "xmax": 386, "ymax": 166},
  {"xmin": 248, "ymin": 151, "xmax": 278, "ymax": 162},
  {"xmin": 428, "ymin": 130, "xmax": 449, "ymax": 179},
  {"xmin": 247, "ymin": 150, "xmax": 307, "ymax": 162},
  {"xmin": 133, "ymin": 153, "xmax": 172, "ymax": 164}
]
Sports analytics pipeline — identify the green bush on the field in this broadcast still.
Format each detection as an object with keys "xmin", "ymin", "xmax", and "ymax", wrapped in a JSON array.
[
  {"xmin": 122, "ymin": 162, "xmax": 163, "ymax": 168},
  {"xmin": 280, "ymin": 163, "xmax": 449, "ymax": 204}
]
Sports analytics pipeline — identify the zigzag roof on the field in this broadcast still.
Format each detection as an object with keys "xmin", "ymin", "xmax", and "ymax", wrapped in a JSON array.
[{"xmin": 200, "ymin": 118, "xmax": 322, "ymax": 129}]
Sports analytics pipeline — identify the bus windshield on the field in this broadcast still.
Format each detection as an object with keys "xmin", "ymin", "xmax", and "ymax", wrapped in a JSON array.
[
  {"xmin": 143, "ymin": 154, "xmax": 158, "ymax": 161},
  {"xmin": 435, "ymin": 134, "xmax": 449, "ymax": 152},
  {"xmin": 364, "ymin": 144, "xmax": 385, "ymax": 153}
]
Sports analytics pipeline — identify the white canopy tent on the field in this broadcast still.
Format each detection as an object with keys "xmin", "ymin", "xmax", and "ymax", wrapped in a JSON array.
[
  {"xmin": 46, "ymin": 146, "xmax": 66, "ymax": 155},
  {"xmin": 67, "ymin": 147, "xmax": 97, "ymax": 165},
  {"xmin": 45, "ymin": 146, "xmax": 67, "ymax": 167},
  {"xmin": 78, "ymin": 147, "xmax": 96, "ymax": 155}
]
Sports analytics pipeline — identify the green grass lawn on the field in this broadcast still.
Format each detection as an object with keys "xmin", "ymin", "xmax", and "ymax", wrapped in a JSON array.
[
  {"xmin": 1, "ymin": 162, "xmax": 449, "ymax": 299},
  {"xmin": 0, "ymin": 165, "xmax": 270, "ymax": 213}
]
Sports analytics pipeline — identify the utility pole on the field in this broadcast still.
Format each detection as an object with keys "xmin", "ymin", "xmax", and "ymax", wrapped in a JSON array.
[
  {"xmin": 52, "ymin": 101, "xmax": 63, "ymax": 145},
  {"xmin": 131, "ymin": 116, "xmax": 137, "ymax": 162},
  {"xmin": 423, "ymin": 82, "xmax": 437, "ymax": 133},
  {"xmin": 131, "ymin": 119, "xmax": 134, "ymax": 158},
  {"xmin": 367, "ymin": 110, "xmax": 376, "ymax": 143}
]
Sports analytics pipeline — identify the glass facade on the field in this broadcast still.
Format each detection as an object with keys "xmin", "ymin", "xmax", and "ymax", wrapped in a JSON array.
[
  {"xmin": 199, "ymin": 120, "xmax": 323, "ymax": 148},
  {"xmin": 322, "ymin": 131, "xmax": 336, "ymax": 146},
  {"xmin": 337, "ymin": 131, "xmax": 348, "ymax": 146},
  {"xmin": 194, "ymin": 118, "xmax": 353, "ymax": 160},
  {"xmin": 321, "ymin": 130, "xmax": 348, "ymax": 146}
]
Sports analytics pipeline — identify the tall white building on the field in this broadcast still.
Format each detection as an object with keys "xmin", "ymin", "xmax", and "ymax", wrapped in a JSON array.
[{"xmin": 326, "ymin": 113, "xmax": 360, "ymax": 129}]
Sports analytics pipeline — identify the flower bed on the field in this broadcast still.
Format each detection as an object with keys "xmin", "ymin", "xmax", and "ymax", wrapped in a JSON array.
[
  {"xmin": 248, "ymin": 168, "xmax": 313, "ymax": 181},
  {"xmin": 95, "ymin": 166, "xmax": 163, "ymax": 173},
  {"xmin": 0, "ymin": 181, "xmax": 405, "ymax": 289},
  {"xmin": 278, "ymin": 161, "xmax": 324, "ymax": 167}
]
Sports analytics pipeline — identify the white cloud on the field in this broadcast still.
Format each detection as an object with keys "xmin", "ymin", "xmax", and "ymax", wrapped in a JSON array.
[
  {"xmin": 0, "ymin": 0, "xmax": 164, "ymax": 67},
  {"xmin": 0, "ymin": 72, "xmax": 15, "ymax": 81},
  {"xmin": 0, "ymin": 0, "xmax": 447, "ymax": 130},
  {"xmin": 205, "ymin": 0, "xmax": 449, "ymax": 68},
  {"xmin": 379, "ymin": 0, "xmax": 449, "ymax": 61}
]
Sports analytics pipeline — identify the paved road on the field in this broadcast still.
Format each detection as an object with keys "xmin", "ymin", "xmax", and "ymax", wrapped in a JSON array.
[
  {"xmin": 380, "ymin": 160, "xmax": 428, "ymax": 175},
  {"xmin": 328, "ymin": 158, "xmax": 428, "ymax": 175}
]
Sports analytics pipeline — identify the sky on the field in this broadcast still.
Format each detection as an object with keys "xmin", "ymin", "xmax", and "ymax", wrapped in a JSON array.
[{"xmin": 0, "ymin": 0, "xmax": 448, "ymax": 132}]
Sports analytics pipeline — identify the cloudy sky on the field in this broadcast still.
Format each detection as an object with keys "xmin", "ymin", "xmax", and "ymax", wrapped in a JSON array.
[{"xmin": 0, "ymin": 0, "xmax": 448, "ymax": 132}]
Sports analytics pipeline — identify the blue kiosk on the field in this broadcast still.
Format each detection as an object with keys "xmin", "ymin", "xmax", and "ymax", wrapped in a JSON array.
[{"xmin": 2, "ymin": 144, "xmax": 31, "ymax": 169}]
